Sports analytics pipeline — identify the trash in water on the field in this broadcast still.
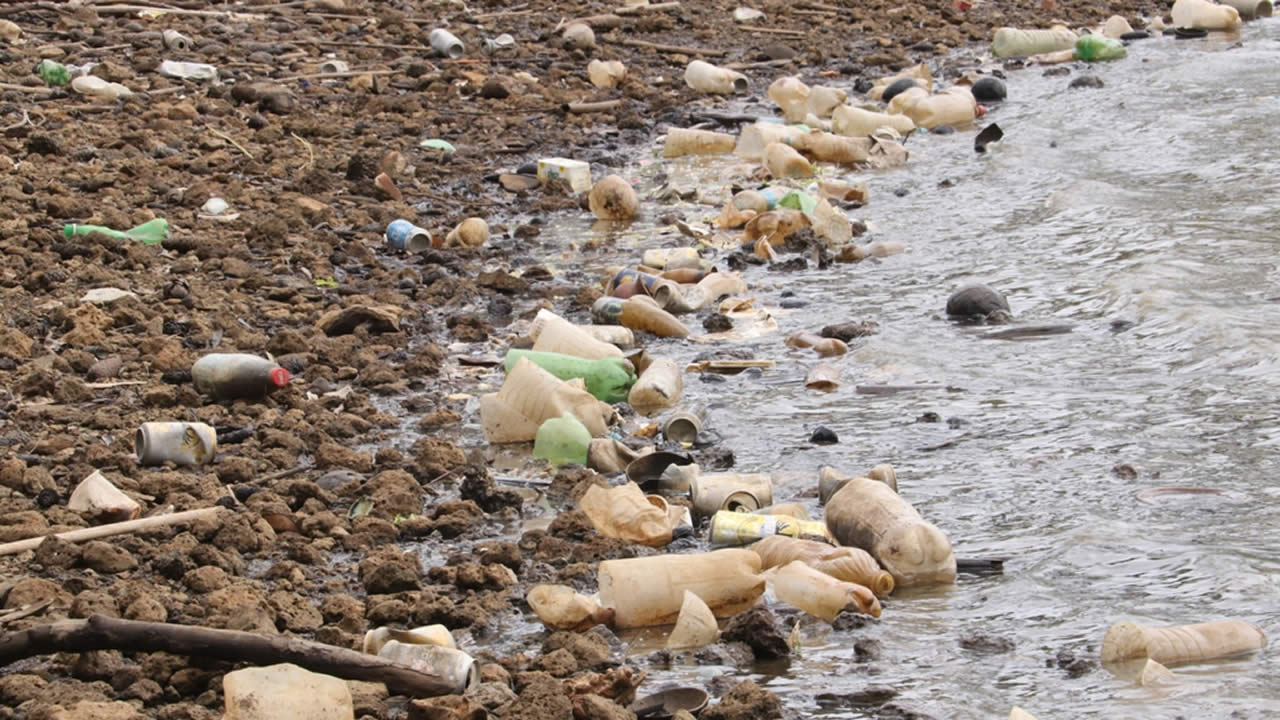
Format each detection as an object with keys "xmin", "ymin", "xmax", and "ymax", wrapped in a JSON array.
[{"xmin": 975, "ymin": 123, "xmax": 1004, "ymax": 153}]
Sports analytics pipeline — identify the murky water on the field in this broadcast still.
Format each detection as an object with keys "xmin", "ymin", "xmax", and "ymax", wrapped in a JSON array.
[{"xmin": 418, "ymin": 23, "xmax": 1280, "ymax": 719}]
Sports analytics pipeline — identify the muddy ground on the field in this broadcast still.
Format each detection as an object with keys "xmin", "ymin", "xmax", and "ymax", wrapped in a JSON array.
[{"xmin": 0, "ymin": 0, "xmax": 1167, "ymax": 719}]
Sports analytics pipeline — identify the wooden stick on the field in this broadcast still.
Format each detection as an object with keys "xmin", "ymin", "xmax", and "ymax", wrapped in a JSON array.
[
  {"xmin": 565, "ymin": 99, "xmax": 623, "ymax": 113},
  {"xmin": 303, "ymin": 40, "xmax": 428, "ymax": 50},
  {"xmin": 738, "ymin": 25, "xmax": 807, "ymax": 36},
  {"xmin": 89, "ymin": 4, "xmax": 268, "ymax": 19},
  {"xmin": 0, "ymin": 615, "xmax": 455, "ymax": 697},
  {"xmin": 0, "ymin": 507, "xmax": 222, "ymax": 557},
  {"xmin": 617, "ymin": 37, "xmax": 726, "ymax": 56},
  {"xmin": 615, "ymin": 1, "xmax": 680, "ymax": 14},
  {"xmin": 0, "ymin": 83, "xmax": 56, "ymax": 94},
  {"xmin": 725, "ymin": 58, "xmax": 795, "ymax": 70},
  {"xmin": 275, "ymin": 69, "xmax": 400, "ymax": 82}
]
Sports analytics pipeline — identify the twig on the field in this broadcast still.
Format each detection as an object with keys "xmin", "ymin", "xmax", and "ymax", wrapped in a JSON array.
[
  {"xmin": 565, "ymin": 99, "xmax": 623, "ymax": 113},
  {"xmin": 0, "ymin": 83, "xmax": 56, "ymax": 95},
  {"xmin": 208, "ymin": 128, "xmax": 254, "ymax": 159},
  {"xmin": 616, "ymin": 1, "xmax": 680, "ymax": 14},
  {"xmin": 0, "ymin": 615, "xmax": 456, "ymax": 697},
  {"xmin": 0, "ymin": 507, "xmax": 223, "ymax": 557},
  {"xmin": 473, "ymin": 6, "xmax": 531, "ymax": 18},
  {"xmin": 617, "ymin": 37, "xmax": 726, "ymax": 56},
  {"xmin": 302, "ymin": 39, "xmax": 428, "ymax": 50},
  {"xmin": 84, "ymin": 380, "xmax": 146, "ymax": 389},
  {"xmin": 725, "ymin": 58, "xmax": 796, "ymax": 70},
  {"xmin": 257, "ymin": 464, "xmax": 311, "ymax": 484},
  {"xmin": 275, "ymin": 69, "xmax": 400, "ymax": 82},
  {"xmin": 1, "ymin": 109, "xmax": 32, "ymax": 131},
  {"xmin": 738, "ymin": 25, "xmax": 807, "ymax": 36},
  {"xmin": 0, "ymin": 600, "xmax": 53, "ymax": 625},
  {"xmin": 89, "ymin": 3, "xmax": 267, "ymax": 18},
  {"xmin": 291, "ymin": 132, "xmax": 314, "ymax": 172}
]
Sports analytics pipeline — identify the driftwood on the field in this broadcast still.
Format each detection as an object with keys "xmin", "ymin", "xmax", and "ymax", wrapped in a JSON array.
[
  {"xmin": 0, "ymin": 615, "xmax": 455, "ymax": 697},
  {"xmin": 565, "ymin": 99, "xmax": 623, "ymax": 113},
  {"xmin": 0, "ymin": 507, "xmax": 223, "ymax": 557},
  {"xmin": 618, "ymin": 38, "xmax": 726, "ymax": 57}
]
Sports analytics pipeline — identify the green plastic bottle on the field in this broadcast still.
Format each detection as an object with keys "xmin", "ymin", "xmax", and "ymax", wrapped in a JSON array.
[
  {"xmin": 35, "ymin": 60, "xmax": 70, "ymax": 87},
  {"xmin": 1075, "ymin": 35, "xmax": 1127, "ymax": 62},
  {"xmin": 533, "ymin": 414, "xmax": 592, "ymax": 466},
  {"xmin": 64, "ymin": 218, "xmax": 170, "ymax": 245},
  {"xmin": 503, "ymin": 349, "xmax": 636, "ymax": 404}
]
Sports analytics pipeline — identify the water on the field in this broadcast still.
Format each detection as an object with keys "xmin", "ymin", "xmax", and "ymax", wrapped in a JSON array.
[{"xmin": 435, "ymin": 25, "xmax": 1280, "ymax": 719}]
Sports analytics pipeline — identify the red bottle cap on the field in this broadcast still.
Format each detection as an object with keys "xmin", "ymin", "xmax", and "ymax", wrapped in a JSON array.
[
  {"xmin": 270, "ymin": 367, "xmax": 292, "ymax": 388},
  {"xmin": 976, "ymin": 104, "xmax": 987, "ymax": 118}
]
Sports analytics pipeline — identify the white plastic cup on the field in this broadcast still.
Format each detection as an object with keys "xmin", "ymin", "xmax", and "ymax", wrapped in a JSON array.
[{"xmin": 429, "ymin": 28, "xmax": 464, "ymax": 59}]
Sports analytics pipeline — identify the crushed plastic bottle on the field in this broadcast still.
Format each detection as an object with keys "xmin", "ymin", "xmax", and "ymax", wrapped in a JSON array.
[
  {"xmin": 158, "ymin": 60, "xmax": 219, "ymax": 81},
  {"xmin": 1074, "ymin": 34, "xmax": 1128, "ymax": 61},
  {"xmin": 35, "ymin": 59, "xmax": 71, "ymax": 86},
  {"xmin": 64, "ymin": 218, "xmax": 169, "ymax": 244}
]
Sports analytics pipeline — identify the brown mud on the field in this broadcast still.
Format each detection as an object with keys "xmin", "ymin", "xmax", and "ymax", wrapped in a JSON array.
[{"xmin": 0, "ymin": 0, "xmax": 1166, "ymax": 718}]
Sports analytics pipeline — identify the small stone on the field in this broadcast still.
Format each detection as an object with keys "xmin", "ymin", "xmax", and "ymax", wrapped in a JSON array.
[
  {"xmin": 80, "ymin": 541, "xmax": 138, "ymax": 574},
  {"xmin": 721, "ymin": 606, "xmax": 790, "ymax": 660},
  {"xmin": 970, "ymin": 76, "xmax": 1007, "ymax": 102},
  {"xmin": 809, "ymin": 426, "xmax": 838, "ymax": 444},
  {"xmin": 479, "ymin": 78, "xmax": 510, "ymax": 99},
  {"xmin": 945, "ymin": 284, "xmax": 1010, "ymax": 319},
  {"xmin": 1069, "ymin": 75, "xmax": 1105, "ymax": 90},
  {"xmin": 702, "ymin": 313, "xmax": 733, "ymax": 332}
]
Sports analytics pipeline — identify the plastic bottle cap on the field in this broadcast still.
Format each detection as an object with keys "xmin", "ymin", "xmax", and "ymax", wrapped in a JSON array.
[
  {"xmin": 976, "ymin": 104, "xmax": 987, "ymax": 118},
  {"xmin": 270, "ymin": 367, "xmax": 292, "ymax": 387}
]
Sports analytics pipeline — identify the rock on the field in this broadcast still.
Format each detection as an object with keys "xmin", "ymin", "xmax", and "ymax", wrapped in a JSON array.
[
  {"xmin": 359, "ymin": 546, "xmax": 422, "ymax": 594},
  {"xmin": 573, "ymin": 694, "xmax": 637, "ymax": 720},
  {"xmin": 459, "ymin": 467, "xmax": 523, "ymax": 513},
  {"xmin": 809, "ymin": 426, "xmax": 838, "ymax": 444},
  {"xmin": 721, "ymin": 606, "xmax": 790, "ymax": 660},
  {"xmin": 86, "ymin": 355, "xmax": 123, "ymax": 380},
  {"xmin": 346, "ymin": 680, "xmax": 389, "ymax": 718},
  {"xmin": 945, "ymin": 284, "xmax": 1010, "ymax": 320},
  {"xmin": 407, "ymin": 694, "xmax": 486, "ymax": 720},
  {"xmin": 317, "ymin": 304, "xmax": 402, "ymax": 336},
  {"xmin": 533, "ymin": 648, "xmax": 578, "ymax": 677},
  {"xmin": 504, "ymin": 673, "xmax": 572, "ymax": 720},
  {"xmin": 970, "ymin": 76, "xmax": 1007, "ymax": 102},
  {"xmin": 820, "ymin": 321, "xmax": 878, "ymax": 342},
  {"xmin": 958, "ymin": 632, "xmax": 1015, "ymax": 654},
  {"xmin": 0, "ymin": 327, "xmax": 35, "ymax": 359},
  {"xmin": 34, "ymin": 536, "xmax": 82, "ymax": 569},
  {"xmin": 44, "ymin": 700, "xmax": 147, "ymax": 720},
  {"xmin": 479, "ymin": 78, "xmax": 510, "ymax": 99},
  {"xmin": 80, "ymin": 541, "xmax": 137, "ymax": 574},
  {"xmin": 543, "ymin": 630, "xmax": 611, "ymax": 668},
  {"xmin": 881, "ymin": 78, "xmax": 917, "ymax": 103},
  {"xmin": 79, "ymin": 288, "xmax": 137, "ymax": 305},
  {"xmin": 184, "ymin": 565, "xmax": 230, "ymax": 593},
  {"xmin": 700, "ymin": 680, "xmax": 783, "ymax": 720},
  {"xmin": 1069, "ymin": 75, "xmax": 1105, "ymax": 90},
  {"xmin": 816, "ymin": 685, "xmax": 898, "ymax": 707},
  {"xmin": 222, "ymin": 663, "xmax": 353, "ymax": 720},
  {"xmin": 465, "ymin": 681, "xmax": 518, "ymax": 711}
]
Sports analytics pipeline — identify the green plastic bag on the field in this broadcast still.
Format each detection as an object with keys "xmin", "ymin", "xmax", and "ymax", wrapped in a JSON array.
[
  {"xmin": 533, "ymin": 414, "xmax": 591, "ymax": 466},
  {"xmin": 503, "ymin": 350, "xmax": 636, "ymax": 404},
  {"xmin": 1075, "ymin": 34, "xmax": 1127, "ymax": 62}
]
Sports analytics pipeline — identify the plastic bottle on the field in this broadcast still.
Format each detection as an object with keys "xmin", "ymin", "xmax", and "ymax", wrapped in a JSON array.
[
  {"xmin": 70, "ymin": 75, "xmax": 134, "ymax": 101},
  {"xmin": 869, "ymin": 63, "xmax": 934, "ymax": 100},
  {"xmin": 667, "ymin": 590, "xmax": 719, "ymax": 649},
  {"xmin": 529, "ymin": 309, "xmax": 624, "ymax": 359},
  {"xmin": 581, "ymin": 324, "xmax": 635, "ymax": 348},
  {"xmin": 527, "ymin": 584, "xmax": 613, "ymax": 631},
  {"xmin": 806, "ymin": 363, "xmax": 841, "ymax": 391},
  {"xmin": 191, "ymin": 353, "xmax": 291, "ymax": 400},
  {"xmin": 824, "ymin": 474, "xmax": 957, "ymax": 586},
  {"xmin": 1172, "ymin": 0, "xmax": 1243, "ymax": 28},
  {"xmin": 790, "ymin": 131, "xmax": 873, "ymax": 165},
  {"xmin": 1101, "ymin": 620, "xmax": 1267, "ymax": 666},
  {"xmin": 888, "ymin": 87, "xmax": 978, "ymax": 130},
  {"xmin": 733, "ymin": 123, "xmax": 807, "ymax": 161},
  {"xmin": 597, "ymin": 549, "xmax": 765, "ymax": 628},
  {"xmin": 579, "ymin": 481, "xmax": 675, "ymax": 547},
  {"xmin": 592, "ymin": 296, "xmax": 690, "ymax": 338},
  {"xmin": 480, "ymin": 357, "xmax": 612, "ymax": 443},
  {"xmin": 158, "ymin": 60, "xmax": 219, "ymax": 81},
  {"xmin": 754, "ymin": 503, "xmax": 810, "ymax": 520},
  {"xmin": 806, "ymin": 86, "xmax": 848, "ymax": 119},
  {"xmin": 64, "ymin": 218, "xmax": 170, "ymax": 245},
  {"xmin": 222, "ymin": 663, "xmax": 353, "ymax": 720},
  {"xmin": 588, "ymin": 59, "xmax": 627, "ymax": 89},
  {"xmin": 35, "ymin": 59, "xmax": 71, "ymax": 86},
  {"xmin": 991, "ymin": 26, "xmax": 1078, "ymax": 57},
  {"xmin": 363, "ymin": 625, "xmax": 454, "ymax": 653},
  {"xmin": 751, "ymin": 535, "xmax": 895, "ymax": 596},
  {"xmin": 628, "ymin": 357, "xmax": 684, "ymax": 414},
  {"xmin": 663, "ymin": 128, "xmax": 737, "ymax": 158},
  {"xmin": 768, "ymin": 560, "xmax": 881, "ymax": 621},
  {"xmin": 163, "ymin": 29, "xmax": 192, "ymax": 51},
  {"xmin": 690, "ymin": 472, "xmax": 774, "ymax": 516},
  {"xmin": 1221, "ymin": 0, "xmax": 1273, "ymax": 19},
  {"xmin": 768, "ymin": 76, "xmax": 810, "ymax": 123},
  {"xmin": 764, "ymin": 142, "xmax": 813, "ymax": 178},
  {"xmin": 376, "ymin": 642, "xmax": 478, "ymax": 694},
  {"xmin": 429, "ymin": 28, "xmax": 465, "ymax": 58},
  {"xmin": 832, "ymin": 105, "xmax": 916, "ymax": 137},
  {"xmin": 503, "ymin": 349, "xmax": 635, "ymax": 404},
  {"xmin": 643, "ymin": 247, "xmax": 702, "ymax": 270},
  {"xmin": 1075, "ymin": 34, "xmax": 1128, "ymax": 61},
  {"xmin": 135, "ymin": 422, "xmax": 217, "ymax": 466},
  {"xmin": 786, "ymin": 331, "xmax": 849, "ymax": 357},
  {"xmin": 534, "ymin": 414, "xmax": 592, "ymax": 466},
  {"xmin": 684, "ymin": 60, "xmax": 748, "ymax": 94}
]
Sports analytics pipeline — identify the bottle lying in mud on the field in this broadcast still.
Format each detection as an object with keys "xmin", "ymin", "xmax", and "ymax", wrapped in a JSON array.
[
  {"xmin": 135, "ymin": 422, "xmax": 217, "ymax": 466},
  {"xmin": 191, "ymin": 353, "xmax": 291, "ymax": 400},
  {"xmin": 592, "ymin": 296, "xmax": 690, "ymax": 338},
  {"xmin": 689, "ymin": 472, "xmax": 774, "ymax": 516},
  {"xmin": 376, "ymin": 641, "xmax": 478, "ymax": 694},
  {"xmin": 990, "ymin": 25, "xmax": 1078, "ymax": 57},
  {"xmin": 628, "ymin": 357, "xmax": 683, "ymax": 414},
  {"xmin": 65, "ymin": 218, "xmax": 169, "ymax": 245},
  {"xmin": 362, "ymin": 624, "xmax": 455, "ymax": 653},
  {"xmin": 887, "ymin": 86, "xmax": 979, "ymax": 130},
  {"xmin": 683, "ymin": 59, "xmax": 747, "ymax": 94}
]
